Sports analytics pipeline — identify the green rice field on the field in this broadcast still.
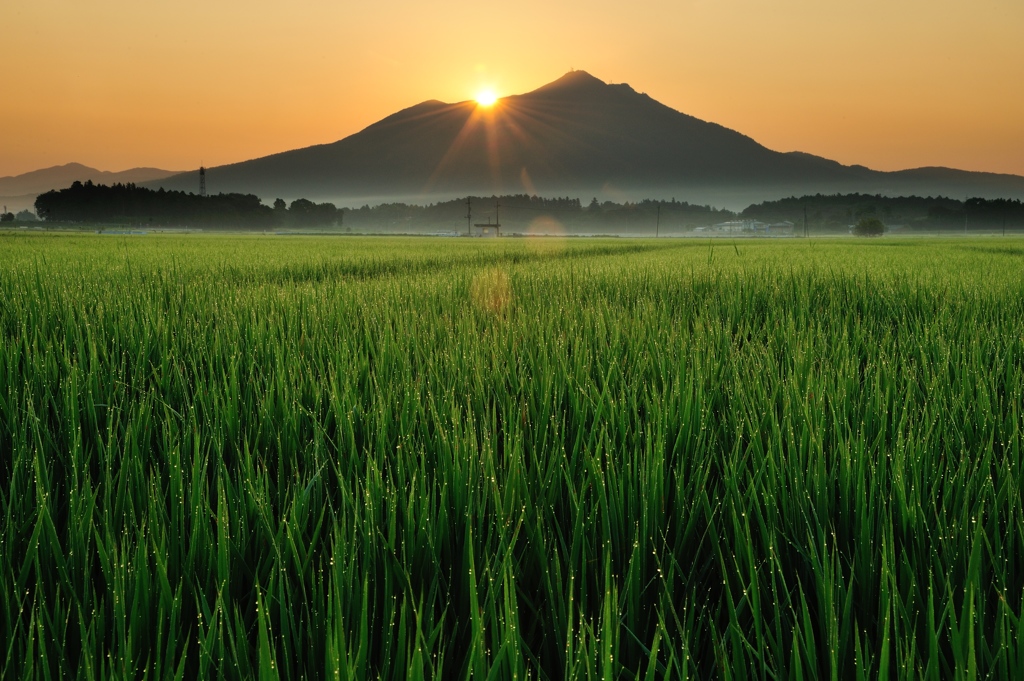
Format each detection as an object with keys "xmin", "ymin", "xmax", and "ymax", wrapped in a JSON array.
[{"xmin": 2, "ymin": 233, "xmax": 1023, "ymax": 679}]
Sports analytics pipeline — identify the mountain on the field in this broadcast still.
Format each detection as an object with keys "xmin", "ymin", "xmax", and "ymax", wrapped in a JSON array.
[
  {"xmin": 149, "ymin": 71, "xmax": 1024, "ymax": 208},
  {"xmin": 1, "ymin": 163, "xmax": 182, "ymax": 213}
]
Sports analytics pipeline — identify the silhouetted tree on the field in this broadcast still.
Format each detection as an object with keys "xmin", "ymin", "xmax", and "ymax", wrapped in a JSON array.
[
  {"xmin": 288, "ymin": 198, "xmax": 339, "ymax": 227},
  {"xmin": 852, "ymin": 216, "xmax": 885, "ymax": 236},
  {"xmin": 273, "ymin": 198, "xmax": 287, "ymax": 226}
]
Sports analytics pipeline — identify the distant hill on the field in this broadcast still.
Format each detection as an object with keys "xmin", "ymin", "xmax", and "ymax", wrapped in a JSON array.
[
  {"xmin": 0, "ymin": 163, "xmax": 181, "ymax": 213},
  {"xmin": 149, "ymin": 71, "xmax": 1024, "ymax": 208}
]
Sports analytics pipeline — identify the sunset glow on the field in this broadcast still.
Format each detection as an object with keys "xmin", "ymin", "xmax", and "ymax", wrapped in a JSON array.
[{"xmin": 2, "ymin": 1, "xmax": 1023, "ymax": 178}]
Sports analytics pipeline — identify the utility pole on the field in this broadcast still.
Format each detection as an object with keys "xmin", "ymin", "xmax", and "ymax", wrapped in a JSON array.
[
  {"xmin": 495, "ymin": 200, "xmax": 501, "ymax": 238},
  {"xmin": 656, "ymin": 203, "xmax": 660, "ymax": 238},
  {"xmin": 466, "ymin": 197, "xmax": 472, "ymax": 237},
  {"xmin": 803, "ymin": 204, "xmax": 808, "ymax": 238}
]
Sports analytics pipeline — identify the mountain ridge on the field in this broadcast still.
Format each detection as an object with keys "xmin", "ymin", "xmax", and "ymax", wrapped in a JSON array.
[
  {"xmin": 1, "ymin": 163, "xmax": 182, "ymax": 196},
  {"xmin": 1, "ymin": 163, "xmax": 182, "ymax": 212},
  {"xmin": 9, "ymin": 73, "xmax": 1024, "ymax": 213},
  {"xmin": 41, "ymin": 72, "xmax": 1024, "ymax": 209}
]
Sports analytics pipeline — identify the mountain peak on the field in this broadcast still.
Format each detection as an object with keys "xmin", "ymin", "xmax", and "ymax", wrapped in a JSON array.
[
  {"xmin": 529, "ymin": 70, "xmax": 609, "ymax": 95},
  {"xmin": 553, "ymin": 69, "xmax": 606, "ymax": 86},
  {"xmin": 145, "ymin": 71, "xmax": 1024, "ymax": 206}
]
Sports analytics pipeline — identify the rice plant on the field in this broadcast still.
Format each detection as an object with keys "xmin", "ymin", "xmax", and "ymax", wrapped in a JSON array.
[{"xmin": 1, "ymin": 233, "xmax": 1022, "ymax": 679}]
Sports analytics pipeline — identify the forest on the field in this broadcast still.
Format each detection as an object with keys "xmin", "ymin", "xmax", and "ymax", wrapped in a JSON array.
[
  {"xmin": 34, "ymin": 181, "xmax": 342, "ymax": 228},
  {"xmin": 30, "ymin": 182, "xmax": 1024, "ymax": 234}
]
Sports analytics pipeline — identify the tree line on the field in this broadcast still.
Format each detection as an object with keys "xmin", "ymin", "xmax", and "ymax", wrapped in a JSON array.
[
  {"xmin": 30, "ymin": 183, "xmax": 1024, "ymax": 234},
  {"xmin": 342, "ymin": 194, "xmax": 733, "ymax": 233},
  {"xmin": 742, "ymin": 194, "xmax": 1024, "ymax": 232},
  {"xmin": 33, "ymin": 185, "xmax": 733, "ymax": 233},
  {"xmin": 35, "ymin": 182, "xmax": 341, "ymax": 228}
]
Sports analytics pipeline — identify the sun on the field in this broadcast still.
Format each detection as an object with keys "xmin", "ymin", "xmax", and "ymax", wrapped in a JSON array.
[{"xmin": 475, "ymin": 89, "xmax": 498, "ymax": 107}]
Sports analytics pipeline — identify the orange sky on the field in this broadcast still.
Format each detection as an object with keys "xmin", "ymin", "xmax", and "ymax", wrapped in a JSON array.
[{"xmin": 4, "ymin": 0, "xmax": 1023, "ymax": 178}]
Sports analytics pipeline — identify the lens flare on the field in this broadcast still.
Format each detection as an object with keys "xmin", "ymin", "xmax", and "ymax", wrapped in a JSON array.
[{"xmin": 470, "ymin": 268, "xmax": 512, "ymax": 314}]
